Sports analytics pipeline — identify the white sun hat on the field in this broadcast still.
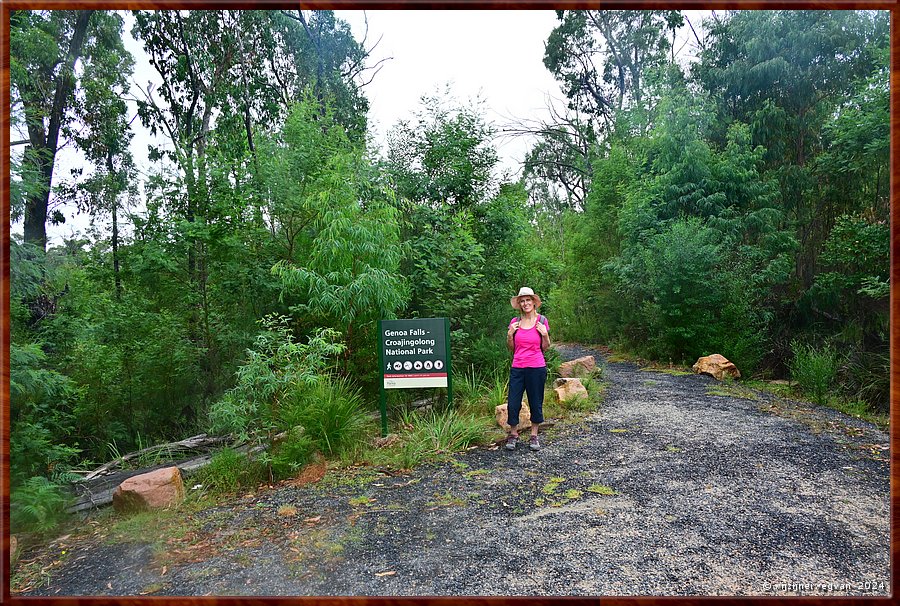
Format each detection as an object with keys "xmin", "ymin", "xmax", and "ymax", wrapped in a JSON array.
[{"xmin": 511, "ymin": 286, "xmax": 542, "ymax": 310}]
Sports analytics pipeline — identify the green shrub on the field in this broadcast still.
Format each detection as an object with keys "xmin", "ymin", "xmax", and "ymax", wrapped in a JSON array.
[
  {"xmin": 269, "ymin": 429, "xmax": 317, "ymax": 481},
  {"xmin": 716, "ymin": 329, "xmax": 767, "ymax": 379},
  {"xmin": 464, "ymin": 334, "xmax": 511, "ymax": 377},
  {"xmin": 610, "ymin": 217, "xmax": 727, "ymax": 361},
  {"xmin": 282, "ymin": 376, "xmax": 368, "ymax": 456},
  {"xmin": 548, "ymin": 285, "xmax": 605, "ymax": 343},
  {"xmin": 207, "ymin": 315, "xmax": 345, "ymax": 441},
  {"xmin": 9, "ymin": 342, "xmax": 81, "ymax": 485},
  {"xmin": 192, "ymin": 448, "xmax": 266, "ymax": 495},
  {"xmin": 789, "ymin": 340, "xmax": 840, "ymax": 405},
  {"xmin": 11, "ymin": 476, "xmax": 71, "ymax": 536}
]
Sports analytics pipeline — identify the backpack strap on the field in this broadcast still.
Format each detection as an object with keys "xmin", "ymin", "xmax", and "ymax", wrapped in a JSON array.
[{"xmin": 538, "ymin": 314, "xmax": 548, "ymax": 351}]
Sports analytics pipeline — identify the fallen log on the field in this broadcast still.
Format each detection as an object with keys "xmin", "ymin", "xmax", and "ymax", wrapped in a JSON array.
[
  {"xmin": 81, "ymin": 434, "xmax": 231, "ymax": 481},
  {"xmin": 67, "ymin": 439, "xmax": 265, "ymax": 514}
]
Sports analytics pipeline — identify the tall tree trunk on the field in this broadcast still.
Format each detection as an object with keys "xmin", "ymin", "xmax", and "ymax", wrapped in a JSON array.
[
  {"xmin": 108, "ymin": 150, "xmax": 121, "ymax": 299},
  {"xmin": 23, "ymin": 10, "xmax": 93, "ymax": 250}
]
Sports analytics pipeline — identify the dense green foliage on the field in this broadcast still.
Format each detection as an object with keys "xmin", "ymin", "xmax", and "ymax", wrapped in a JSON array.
[
  {"xmin": 538, "ymin": 9, "xmax": 888, "ymax": 407},
  {"xmin": 9, "ymin": 9, "xmax": 889, "ymax": 535}
]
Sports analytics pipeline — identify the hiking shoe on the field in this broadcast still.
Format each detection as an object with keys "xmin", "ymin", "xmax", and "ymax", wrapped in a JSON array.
[
  {"xmin": 529, "ymin": 435, "xmax": 541, "ymax": 451},
  {"xmin": 505, "ymin": 435, "xmax": 518, "ymax": 450}
]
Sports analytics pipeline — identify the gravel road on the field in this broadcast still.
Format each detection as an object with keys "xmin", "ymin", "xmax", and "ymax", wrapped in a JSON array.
[{"xmin": 20, "ymin": 344, "xmax": 890, "ymax": 597}]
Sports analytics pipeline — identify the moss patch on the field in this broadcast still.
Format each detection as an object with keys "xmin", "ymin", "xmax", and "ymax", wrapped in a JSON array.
[
  {"xmin": 464, "ymin": 469, "xmax": 490, "ymax": 479},
  {"xmin": 541, "ymin": 477, "xmax": 567, "ymax": 495},
  {"xmin": 639, "ymin": 366, "xmax": 693, "ymax": 376},
  {"xmin": 425, "ymin": 491, "xmax": 466, "ymax": 507},
  {"xmin": 348, "ymin": 495, "xmax": 374, "ymax": 507},
  {"xmin": 587, "ymin": 484, "xmax": 616, "ymax": 496}
]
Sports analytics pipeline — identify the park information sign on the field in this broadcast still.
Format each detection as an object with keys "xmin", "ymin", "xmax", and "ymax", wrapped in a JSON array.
[
  {"xmin": 379, "ymin": 317, "xmax": 449, "ymax": 388},
  {"xmin": 377, "ymin": 317, "xmax": 452, "ymax": 435}
]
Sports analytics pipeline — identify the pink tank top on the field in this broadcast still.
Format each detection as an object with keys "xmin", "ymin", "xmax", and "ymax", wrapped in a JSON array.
[{"xmin": 510, "ymin": 316, "xmax": 549, "ymax": 368}]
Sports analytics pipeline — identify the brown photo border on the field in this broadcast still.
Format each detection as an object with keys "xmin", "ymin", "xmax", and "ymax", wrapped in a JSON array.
[{"xmin": 1, "ymin": 0, "xmax": 896, "ymax": 604}]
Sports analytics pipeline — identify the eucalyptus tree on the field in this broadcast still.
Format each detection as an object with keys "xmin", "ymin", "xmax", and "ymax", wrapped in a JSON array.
[
  {"xmin": 11, "ymin": 9, "xmax": 132, "ymax": 251},
  {"xmin": 519, "ymin": 102, "xmax": 597, "ymax": 212},
  {"xmin": 387, "ymin": 92, "xmax": 499, "ymax": 212},
  {"xmin": 544, "ymin": 10, "xmax": 684, "ymax": 132},
  {"xmin": 525, "ymin": 10, "xmax": 683, "ymax": 238},
  {"xmin": 131, "ymin": 9, "xmax": 245, "ymax": 410},
  {"xmin": 385, "ymin": 94, "xmax": 499, "ymax": 330},
  {"xmin": 209, "ymin": 10, "xmax": 372, "ymax": 181},
  {"xmin": 62, "ymin": 21, "xmax": 135, "ymax": 298},
  {"xmin": 694, "ymin": 10, "xmax": 886, "ymax": 165},
  {"xmin": 132, "ymin": 9, "xmax": 375, "ymax": 276},
  {"xmin": 130, "ymin": 9, "xmax": 377, "ymax": 412},
  {"xmin": 278, "ymin": 9, "xmax": 373, "ymax": 141}
]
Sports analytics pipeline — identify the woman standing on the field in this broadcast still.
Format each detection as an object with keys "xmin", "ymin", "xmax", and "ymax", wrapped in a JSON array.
[{"xmin": 505, "ymin": 286, "xmax": 550, "ymax": 451}]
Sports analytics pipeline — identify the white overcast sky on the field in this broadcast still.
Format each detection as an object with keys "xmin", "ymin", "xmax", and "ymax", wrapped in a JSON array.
[
  {"xmin": 26, "ymin": 9, "xmax": 708, "ymax": 245},
  {"xmin": 336, "ymin": 10, "xmax": 566, "ymax": 172}
]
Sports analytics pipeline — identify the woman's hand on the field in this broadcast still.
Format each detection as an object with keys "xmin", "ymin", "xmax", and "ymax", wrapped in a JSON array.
[
  {"xmin": 535, "ymin": 322, "xmax": 548, "ymax": 337},
  {"xmin": 508, "ymin": 321, "xmax": 520, "ymax": 336}
]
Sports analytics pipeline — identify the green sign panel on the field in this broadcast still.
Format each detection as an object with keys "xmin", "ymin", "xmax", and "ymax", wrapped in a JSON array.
[
  {"xmin": 376, "ymin": 317, "xmax": 453, "ymax": 436},
  {"xmin": 378, "ymin": 317, "xmax": 449, "ymax": 388}
]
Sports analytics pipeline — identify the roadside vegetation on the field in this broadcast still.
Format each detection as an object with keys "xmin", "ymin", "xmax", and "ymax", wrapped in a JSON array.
[{"xmin": 10, "ymin": 350, "xmax": 606, "ymax": 593}]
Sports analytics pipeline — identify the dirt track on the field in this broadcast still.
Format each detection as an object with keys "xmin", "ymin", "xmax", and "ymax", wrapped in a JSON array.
[{"xmin": 19, "ymin": 344, "xmax": 890, "ymax": 596}]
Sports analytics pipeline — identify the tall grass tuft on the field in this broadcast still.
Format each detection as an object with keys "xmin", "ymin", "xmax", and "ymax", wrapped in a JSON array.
[
  {"xmin": 283, "ymin": 376, "xmax": 368, "ymax": 456},
  {"xmin": 192, "ymin": 448, "xmax": 266, "ymax": 495},
  {"xmin": 455, "ymin": 369, "xmax": 508, "ymax": 417},
  {"xmin": 454, "ymin": 366, "xmax": 482, "ymax": 404},
  {"xmin": 789, "ymin": 340, "xmax": 840, "ymax": 405},
  {"xmin": 399, "ymin": 408, "xmax": 486, "ymax": 468},
  {"xmin": 544, "ymin": 346, "xmax": 562, "ymax": 380},
  {"xmin": 483, "ymin": 372, "xmax": 508, "ymax": 413},
  {"xmin": 841, "ymin": 349, "xmax": 889, "ymax": 413}
]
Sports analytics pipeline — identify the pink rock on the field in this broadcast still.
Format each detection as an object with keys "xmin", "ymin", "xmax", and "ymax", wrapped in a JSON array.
[
  {"xmin": 112, "ymin": 466, "xmax": 185, "ymax": 513},
  {"xmin": 692, "ymin": 354, "xmax": 741, "ymax": 381},
  {"xmin": 558, "ymin": 355, "xmax": 596, "ymax": 378},
  {"xmin": 495, "ymin": 400, "xmax": 532, "ymax": 432},
  {"xmin": 553, "ymin": 377, "xmax": 589, "ymax": 403}
]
